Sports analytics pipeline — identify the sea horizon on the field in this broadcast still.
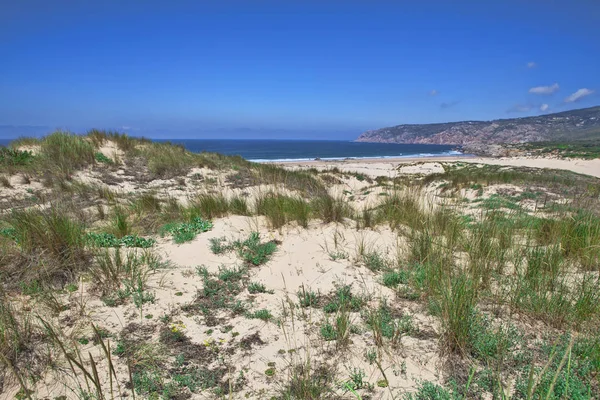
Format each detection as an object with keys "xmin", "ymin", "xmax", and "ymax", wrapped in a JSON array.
[{"xmin": 0, "ymin": 138, "xmax": 463, "ymax": 162}]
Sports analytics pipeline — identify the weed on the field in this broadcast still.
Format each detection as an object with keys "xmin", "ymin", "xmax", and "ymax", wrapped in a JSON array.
[
  {"xmin": 246, "ymin": 309, "xmax": 273, "ymax": 321},
  {"xmin": 362, "ymin": 251, "xmax": 389, "ymax": 272},
  {"xmin": 86, "ymin": 232, "xmax": 155, "ymax": 248},
  {"xmin": 297, "ymin": 286, "xmax": 320, "ymax": 308},
  {"xmin": 248, "ymin": 282, "xmax": 272, "ymax": 294},
  {"xmin": 382, "ymin": 270, "xmax": 408, "ymax": 288},
  {"xmin": 160, "ymin": 217, "xmax": 213, "ymax": 243}
]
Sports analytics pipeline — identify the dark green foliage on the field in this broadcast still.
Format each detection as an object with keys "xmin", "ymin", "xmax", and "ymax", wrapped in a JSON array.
[
  {"xmin": 212, "ymin": 232, "xmax": 278, "ymax": 266},
  {"xmin": 468, "ymin": 314, "xmax": 522, "ymax": 363},
  {"xmin": 236, "ymin": 232, "xmax": 278, "ymax": 265},
  {"xmin": 86, "ymin": 232, "xmax": 156, "ymax": 248},
  {"xmin": 320, "ymin": 323, "xmax": 337, "ymax": 341},
  {"xmin": 246, "ymin": 309, "xmax": 273, "ymax": 321},
  {"xmin": 279, "ymin": 364, "xmax": 336, "ymax": 399},
  {"xmin": 364, "ymin": 301, "xmax": 414, "ymax": 346},
  {"xmin": 362, "ymin": 252, "xmax": 389, "ymax": 272},
  {"xmin": 186, "ymin": 265, "xmax": 249, "ymax": 324},
  {"xmin": 513, "ymin": 334, "xmax": 599, "ymax": 399},
  {"xmin": 382, "ymin": 270, "xmax": 408, "ymax": 288},
  {"xmin": 297, "ymin": 287, "xmax": 320, "ymax": 308},
  {"xmin": 402, "ymin": 381, "xmax": 457, "ymax": 400},
  {"xmin": 94, "ymin": 152, "xmax": 113, "ymax": 164},
  {"xmin": 0, "ymin": 147, "xmax": 34, "ymax": 166},
  {"xmin": 248, "ymin": 282, "xmax": 271, "ymax": 294},
  {"xmin": 160, "ymin": 217, "xmax": 213, "ymax": 243},
  {"xmin": 323, "ymin": 285, "xmax": 365, "ymax": 313},
  {"xmin": 517, "ymin": 139, "xmax": 600, "ymax": 159}
]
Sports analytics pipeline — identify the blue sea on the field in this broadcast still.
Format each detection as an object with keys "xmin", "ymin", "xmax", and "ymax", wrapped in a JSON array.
[
  {"xmin": 161, "ymin": 140, "xmax": 461, "ymax": 161},
  {"xmin": 0, "ymin": 138, "xmax": 462, "ymax": 162}
]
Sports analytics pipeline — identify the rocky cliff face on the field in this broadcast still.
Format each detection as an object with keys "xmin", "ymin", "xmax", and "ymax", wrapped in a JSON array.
[{"xmin": 356, "ymin": 106, "xmax": 600, "ymax": 145}]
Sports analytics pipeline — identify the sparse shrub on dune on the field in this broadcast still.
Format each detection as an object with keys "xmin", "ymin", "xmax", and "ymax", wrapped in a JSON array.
[
  {"xmin": 208, "ymin": 232, "xmax": 278, "ymax": 266},
  {"xmin": 3, "ymin": 205, "xmax": 89, "ymax": 286},
  {"xmin": 189, "ymin": 193, "xmax": 230, "ymax": 220},
  {"xmin": 256, "ymin": 192, "xmax": 311, "ymax": 228},
  {"xmin": 253, "ymin": 163, "xmax": 327, "ymax": 197},
  {"xmin": 38, "ymin": 131, "xmax": 95, "ymax": 178},
  {"xmin": 311, "ymin": 195, "xmax": 349, "ymax": 224},
  {"xmin": 140, "ymin": 141, "xmax": 197, "ymax": 179},
  {"xmin": 0, "ymin": 147, "xmax": 35, "ymax": 168}
]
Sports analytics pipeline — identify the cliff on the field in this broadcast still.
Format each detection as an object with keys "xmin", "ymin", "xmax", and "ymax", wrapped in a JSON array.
[{"xmin": 356, "ymin": 106, "xmax": 600, "ymax": 146}]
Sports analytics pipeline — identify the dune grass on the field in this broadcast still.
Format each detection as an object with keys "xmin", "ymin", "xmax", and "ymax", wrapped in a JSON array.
[
  {"xmin": 256, "ymin": 192, "xmax": 311, "ymax": 228},
  {"xmin": 2, "ymin": 133, "xmax": 600, "ymax": 398}
]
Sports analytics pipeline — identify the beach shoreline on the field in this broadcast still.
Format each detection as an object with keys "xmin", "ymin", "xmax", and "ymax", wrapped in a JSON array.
[{"xmin": 268, "ymin": 154, "xmax": 600, "ymax": 178}]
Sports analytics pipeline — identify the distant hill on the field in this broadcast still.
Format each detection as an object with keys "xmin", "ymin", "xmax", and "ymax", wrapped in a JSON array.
[{"xmin": 356, "ymin": 106, "xmax": 600, "ymax": 146}]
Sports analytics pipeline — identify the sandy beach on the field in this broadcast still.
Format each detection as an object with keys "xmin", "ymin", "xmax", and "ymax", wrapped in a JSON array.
[{"xmin": 272, "ymin": 154, "xmax": 600, "ymax": 178}]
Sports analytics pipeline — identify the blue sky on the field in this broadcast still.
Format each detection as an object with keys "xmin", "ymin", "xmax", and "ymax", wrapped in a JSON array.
[{"xmin": 0, "ymin": 0, "xmax": 599, "ymax": 139}]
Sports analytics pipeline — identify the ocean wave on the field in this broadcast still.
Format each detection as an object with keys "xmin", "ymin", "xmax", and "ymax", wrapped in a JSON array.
[{"xmin": 248, "ymin": 150, "xmax": 466, "ymax": 163}]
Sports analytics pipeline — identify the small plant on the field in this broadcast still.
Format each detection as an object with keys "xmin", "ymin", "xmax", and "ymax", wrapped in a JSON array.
[
  {"xmin": 161, "ymin": 217, "xmax": 213, "ymax": 243},
  {"xmin": 329, "ymin": 251, "xmax": 348, "ymax": 261},
  {"xmin": 323, "ymin": 285, "xmax": 364, "ymax": 313},
  {"xmin": 248, "ymin": 282, "xmax": 271, "ymax": 294},
  {"xmin": 246, "ymin": 309, "xmax": 273, "ymax": 321},
  {"xmin": 362, "ymin": 252, "xmax": 388, "ymax": 272},
  {"xmin": 209, "ymin": 237, "xmax": 228, "ymax": 254},
  {"xmin": 236, "ymin": 232, "xmax": 278, "ymax": 266},
  {"xmin": 94, "ymin": 151, "xmax": 113, "ymax": 164},
  {"xmin": 86, "ymin": 232, "xmax": 156, "ymax": 248},
  {"xmin": 346, "ymin": 368, "xmax": 368, "ymax": 390},
  {"xmin": 297, "ymin": 286, "xmax": 320, "ymax": 308},
  {"xmin": 320, "ymin": 322, "xmax": 337, "ymax": 341},
  {"xmin": 364, "ymin": 348, "xmax": 377, "ymax": 364},
  {"xmin": 0, "ymin": 147, "xmax": 34, "ymax": 166},
  {"xmin": 382, "ymin": 270, "xmax": 408, "ymax": 288},
  {"xmin": 64, "ymin": 283, "xmax": 79, "ymax": 293},
  {"xmin": 265, "ymin": 368, "xmax": 276, "ymax": 377},
  {"xmin": 211, "ymin": 232, "xmax": 278, "ymax": 265}
]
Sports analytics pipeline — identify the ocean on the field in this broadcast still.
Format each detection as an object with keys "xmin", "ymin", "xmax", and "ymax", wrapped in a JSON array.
[
  {"xmin": 160, "ymin": 139, "xmax": 461, "ymax": 161},
  {"xmin": 0, "ymin": 138, "xmax": 461, "ymax": 162}
]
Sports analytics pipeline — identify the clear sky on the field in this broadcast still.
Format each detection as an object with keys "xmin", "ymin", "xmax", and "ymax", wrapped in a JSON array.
[{"xmin": 0, "ymin": 0, "xmax": 599, "ymax": 139}]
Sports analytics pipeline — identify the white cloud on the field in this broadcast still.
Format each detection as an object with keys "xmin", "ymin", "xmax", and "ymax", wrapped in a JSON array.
[
  {"xmin": 429, "ymin": 89, "xmax": 438, "ymax": 96},
  {"xmin": 527, "ymin": 61, "xmax": 537, "ymax": 68},
  {"xmin": 529, "ymin": 83, "xmax": 559, "ymax": 95},
  {"xmin": 540, "ymin": 104, "xmax": 549, "ymax": 112},
  {"xmin": 564, "ymin": 88, "xmax": 595, "ymax": 103}
]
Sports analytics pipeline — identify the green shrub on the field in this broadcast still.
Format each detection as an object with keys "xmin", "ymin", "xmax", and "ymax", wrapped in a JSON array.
[
  {"xmin": 323, "ymin": 285, "xmax": 364, "ymax": 313},
  {"xmin": 382, "ymin": 270, "xmax": 408, "ymax": 288},
  {"xmin": 86, "ymin": 232, "xmax": 156, "ymax": 248},
  {"xmin": 0, "ymin": 147, "xmax": 34, "ymax": 166},
  {"xmin": 94, "ymin": 152, "xmax": 113, "ymax": 164},
  {"xmin": 246, "ymin": 309, "xmax": 273, "ymax": 321},
  {"xmin": 160, "ymin": 217, "xmax": 213, "ymax": 243},
  {"xmin": 234, "ymin": 232, "xmax": 278, "ymax": 266}
]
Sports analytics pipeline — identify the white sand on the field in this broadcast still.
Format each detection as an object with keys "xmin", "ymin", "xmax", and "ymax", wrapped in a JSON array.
[{"xmin": 275, "ymin": 155, "xmax": 600, "ymax": 178}]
